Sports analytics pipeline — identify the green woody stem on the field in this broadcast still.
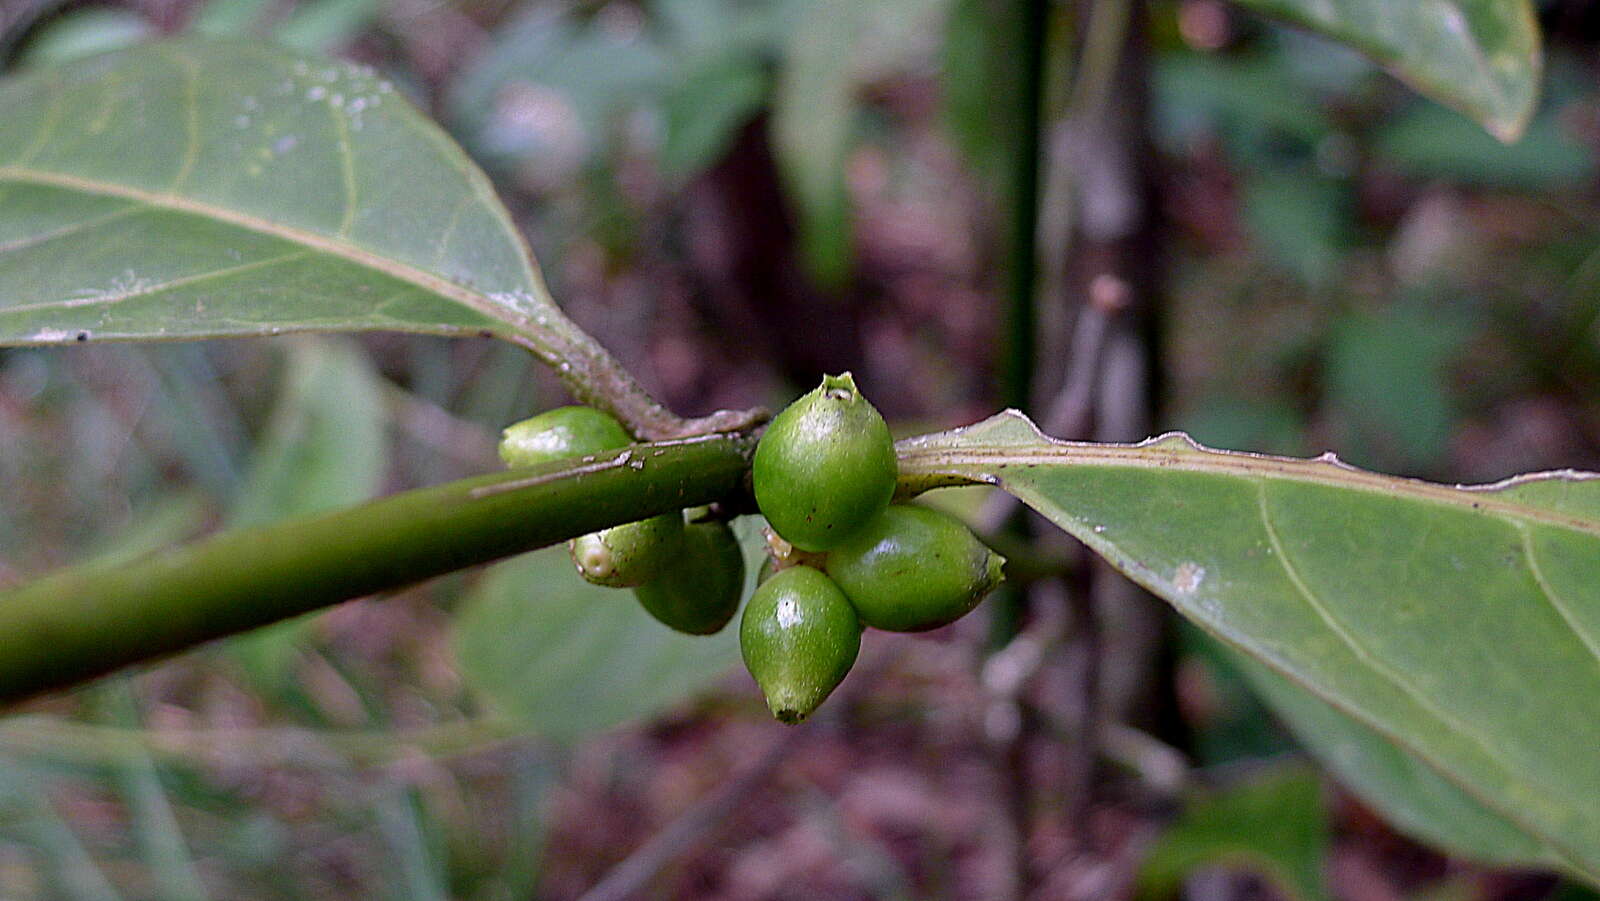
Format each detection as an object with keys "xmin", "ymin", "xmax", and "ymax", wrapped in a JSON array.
[{"xmin": 0, "ymin": 434, "xmax": 755, "ymax": 706}]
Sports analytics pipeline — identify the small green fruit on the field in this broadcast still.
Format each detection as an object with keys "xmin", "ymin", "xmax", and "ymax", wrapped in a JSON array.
[
  {"xmin": 499, "ymin": 407, "xmax": 685, "ymax": 589},
  {"xmin": 632, "ymin": 519, "xmax": 746, "ymax": 635},
  {"xmin": 569, "ymin": 513, "xmax": 685, "ymax": 588},
  {"xmin": 752, "ymin": 373, "xmax": 897, "ymax": 552},
  {"xmin": 825, "ymin": 504, "xmax": 1005, "ymax": 632},
  {"xmin": 499, "ymin": 406, "xmax": 630, "ymax": 468},
  {"xmin": 740, "ymin": 566, "xmax": 861, "ymax": 724}
]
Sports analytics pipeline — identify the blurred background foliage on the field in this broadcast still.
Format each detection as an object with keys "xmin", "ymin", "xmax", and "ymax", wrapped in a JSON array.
[{"xmin": 0, "ymin": 0, "xmax": 1597, "ymax": 897}]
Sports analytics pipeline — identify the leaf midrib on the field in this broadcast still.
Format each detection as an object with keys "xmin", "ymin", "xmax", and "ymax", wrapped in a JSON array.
[
  {"xmin": 899, "ymin": 435, "xmax": 1600, "ymax": 538},
  {"xmin": 0, "ymin": 165, "xmax": 524, "ymax": 339}
]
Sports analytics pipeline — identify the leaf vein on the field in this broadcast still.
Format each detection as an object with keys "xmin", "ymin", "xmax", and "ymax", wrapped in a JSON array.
[
  {"xmin": 1515, "ymin": 521, "xmax": 1600, "ymax": 670},
  {"xmin": 1252, "ymin": 482, "xmax": 1547, "ymax": 823},
  {"xmin": 0, "ymin": 204, "xmax": 141, "ymax": 256},
  {"xmin": 431, "ymin": 195, "xmax": 472, "ymax": 269},
  {"xmin": 164, "ymin": 47, "xmax": 202, "ymax": 192},
  {"xmin": 0, "ymin": 250, "xmax": 311, "ymax": 314},
  {"xmin": 0, "ymin": 167, "xmax": 532, "ymax": 342},
  {"xmin": 330, "ymin": 98, "xmax": 357, "ymax": 238}
]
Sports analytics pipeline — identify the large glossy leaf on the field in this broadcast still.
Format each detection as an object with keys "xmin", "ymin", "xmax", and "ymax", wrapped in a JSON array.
[
  {"xmin": 1229, "ymin": 0, "xmax": 1541, "ymax": 141},
  {"xmin": 0, "ymin": 39, "xmax": 577, "ymax": 352},
  {"xmin": 1236, "ymin": 653, "xmax": 1555, "ymax": 865},
  {"xmin": 898, "ymin": 412, "xmax": 1600, "ymax": 880}
]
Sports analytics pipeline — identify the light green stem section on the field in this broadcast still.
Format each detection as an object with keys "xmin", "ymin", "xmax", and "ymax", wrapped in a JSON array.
[{"xmin": 0, "ymin": 434, "xmax": 755, "ymax": 705}]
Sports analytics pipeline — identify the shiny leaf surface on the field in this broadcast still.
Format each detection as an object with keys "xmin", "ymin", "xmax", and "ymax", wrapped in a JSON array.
[
  {"xmin": 899, "ymin": 411, "xmax": 1600, "ymax": 880},
  {"xmin": 0, "ymin": 39, "xmax": 575, "ymax": 354}
]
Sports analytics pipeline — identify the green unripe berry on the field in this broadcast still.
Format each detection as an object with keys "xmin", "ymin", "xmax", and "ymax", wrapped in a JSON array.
[
  {"xmin": 499, "ymin": 405, "xmax": 631, "ymax": 468},
  {"xmin": 825, "ymin": 504, "xmax": 1005, "ymax": 632},
  {"xmin": 569, "ymin": 513, "xmax": 685, "ymax": 588},
  {"xmin": 632, "ymin": 519, "xmax": 745, "ymax": 635},
  {"xmin": 752, "ymin": 373, "xmax": 897, "ymax": 552},
  {"xmin": 740, "ymin": 566, "xmax": 861, "ymax": 724},
  {"xmin": 498, "ymin": 407, "xmax": 686, "ymax": 589}
]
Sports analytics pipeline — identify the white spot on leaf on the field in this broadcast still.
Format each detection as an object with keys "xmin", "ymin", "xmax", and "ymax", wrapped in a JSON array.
[{"xmin": 1173, "ymin": 561, "xmax": 1206, "ymax": 595}]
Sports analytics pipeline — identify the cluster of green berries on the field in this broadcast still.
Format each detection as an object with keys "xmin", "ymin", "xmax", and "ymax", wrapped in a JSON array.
[
  {"xmin": 498, "ymin": 406, "xmax": 746, "ymax": 635},
  {"xmin": 496, "ymin": 373, "xmax": 1004, "ymax": 724}
]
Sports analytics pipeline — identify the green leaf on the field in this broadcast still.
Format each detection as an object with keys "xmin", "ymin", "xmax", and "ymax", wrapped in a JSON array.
[
  {"xmin": 898, "ymin": 411, "xmax": 1600, "ymax": 880},
  {"xmin": 95, "ymin": 681, "xmax": 208, "ymax": 901},
  {"xmin": 229, "ymin": 338, "xmax": 386, "ymax": 528},
  {"xmin": 1375, "ymin": 102, "xmax": 1596, "ymax": 191},
  {"xmin": 16, "ymin": 8, "xmax": 155, "ymax": 68},
  {"xmin": 941, "ymin": 0, "xmax": 1030, "ymax": 192},
  {"xmin": 659, "ymin": 52, "xmax": 766, "ymax": 181},
  {"xmin": 1152, "ymin": 52, "xmax": 1333, "ymax": 155},
  {"xmin": 1136, "ymin": 765, "xmax": 1329, "ymax": 901},
  {"xmin": 0, "ymin": 39, "xmax": 576, "ymax": 354},
  {"xmin": 373, "ymin": 788, "xmax": 450, "ymax": 901},
  {"xmin": 1323, "ymin": 301, "xmax": 1476, "ymax": 472},
  {"xmin": 1228, "ymin": 0, "xmax": 1541, "ymax": 141},
  {"xmin": 447, "ymin": 12, "xmax": 671, "ymax": 170},
  {"xmin": 272, "ymin": 0, "xmax": 380, "ymax": 53},
  {"xmin": 1236, "ymin": 653, "xmax": 1556, "ymax": 865},
  {"xmin": 1239, "ymin": 169, "xmax": 1350, "ymax": 287},
  {"xmin": 0, "ymin": 759, "xmax": 124, "ymax": 901},
  {"xmin": 453, "ymin": 535, "xmax": 755, "ymax": 743},
  {"xmin": 187, "ymin": 0, "xmax": 274, "ymax": 39},
  {"xmin": 772, "ymin": 0, "xmax": 859, "ymax": 288},
  {"xmin": 772, "ymin": 0, "xmax": 946, "ymax": 286}
]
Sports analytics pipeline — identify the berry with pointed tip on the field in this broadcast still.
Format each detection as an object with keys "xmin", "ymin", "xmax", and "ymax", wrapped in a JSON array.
[
  {"xmin": 825, "ymin": 504, "xmax": 1005, "ymax": 632},
  {"xmin": 569, "ymin": 513, "xmax": 685, "ymax": 588},
  {"xmin": 752, "ymin": 373, "xmax": 896, "ymax": 552},
  {"xmin": 498, "ymin": 405, "xmax": 630, "ymax": 468},
  {"xmin": 632, "ymin": 519, "xmax": 745, "ymax": 635},
  {"xmin": 740, "ymin": 566, "xmax": 860, "ymax": 724}
]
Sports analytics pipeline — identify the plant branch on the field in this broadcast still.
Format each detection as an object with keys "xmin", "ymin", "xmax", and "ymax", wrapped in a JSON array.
[
  {"xmin": 526, "ymin": 330, "xmax": 769, "ymax": 441},
  {"xmin": 0, "ymin": 434, "xmax": 756, "ymax": 707}
]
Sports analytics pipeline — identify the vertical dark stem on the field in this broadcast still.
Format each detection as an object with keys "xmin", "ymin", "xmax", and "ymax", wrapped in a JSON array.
[
  {"xmin": 1000, "ymin": 0, "xmax": 1049, "ymax": 413},
  {"xmin": 994, "ymin": 1, "xmax": 1050, "ymax": 893}
]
